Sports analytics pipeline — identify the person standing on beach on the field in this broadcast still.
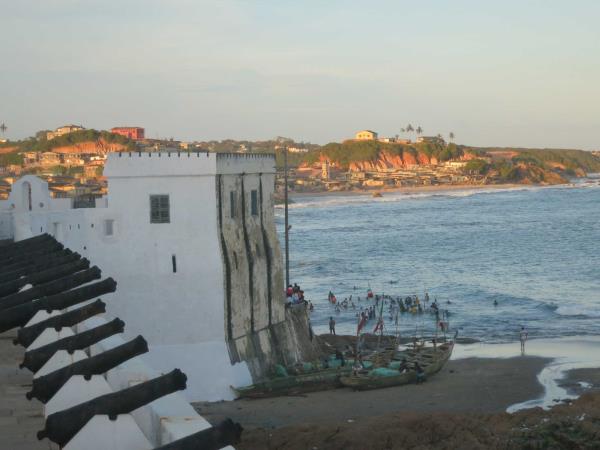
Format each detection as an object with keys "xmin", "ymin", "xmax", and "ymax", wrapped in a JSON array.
[
  {"xmin": 519, "ymin": 326, "xmax": 528, "ymax": 354},
  {"xmin": 329, "ymin": 316, "xmax": 336, "ymax": 335}
]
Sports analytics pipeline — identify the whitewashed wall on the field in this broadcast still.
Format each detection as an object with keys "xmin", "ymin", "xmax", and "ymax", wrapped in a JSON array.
[{"xmin": 0, "ymin": 153, "xmax": 288, "ymax": 400}]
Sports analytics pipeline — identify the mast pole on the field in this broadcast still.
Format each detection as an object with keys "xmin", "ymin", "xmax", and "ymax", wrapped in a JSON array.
[{"xmin": 284, "ymin": 146, "xmax": 290, "ymax": 288}]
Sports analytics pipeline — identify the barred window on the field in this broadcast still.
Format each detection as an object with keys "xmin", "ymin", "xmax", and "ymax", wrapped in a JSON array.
[
  {"xmin": 150, "ymin": 195, "xmax": 170, "ymax": 223},
  {"xmin": 250, "ymin": 190, "xmax": 258, "ymax": 216}
]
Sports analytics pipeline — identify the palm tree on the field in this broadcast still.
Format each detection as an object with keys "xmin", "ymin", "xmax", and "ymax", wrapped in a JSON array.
[
  {"xmin": 0, "ymin": 123, "xmax": 6, "ymax": 138},
  {"xmin": 449, "ymin": 132, "xmax": 455, "ymax": 142},
  {"xmin": 416, "ymin": 126, "xmax": 423, "ymax": 136},
  {"xmin": 406, "ymin": 124, "xmax": 414, "ymax": 133}
]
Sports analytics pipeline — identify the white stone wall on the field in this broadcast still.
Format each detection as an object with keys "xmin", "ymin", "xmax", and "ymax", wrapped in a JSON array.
[{"xmin": 0, "ymin": 152, "xmax": 285, "ymax": 401}]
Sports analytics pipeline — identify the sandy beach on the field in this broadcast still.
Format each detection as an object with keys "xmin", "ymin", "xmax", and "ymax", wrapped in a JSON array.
[
  {"xmin": 194, "ymin": 356, "xmax": 550, "ymax": 429},
  {"xmin": 195, "ymin": 354, "xmax": 600, "ymax": 449}
]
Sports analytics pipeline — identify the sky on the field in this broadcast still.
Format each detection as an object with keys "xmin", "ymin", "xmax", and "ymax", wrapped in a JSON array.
[{"xmin": 1, "ymin": 0, "xmax": 600, "ymax": 149}]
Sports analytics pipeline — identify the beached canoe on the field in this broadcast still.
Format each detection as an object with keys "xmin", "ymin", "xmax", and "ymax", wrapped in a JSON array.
[
  {"xmin": 232, "ymin": 365, "xmax": 353, "ymax": 399},
  {"xmin": 339, "ymin": 341, "xmax": 454, "ymax": 391}
]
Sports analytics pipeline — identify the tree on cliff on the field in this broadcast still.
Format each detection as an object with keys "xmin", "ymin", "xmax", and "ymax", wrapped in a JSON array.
[
  {"xmin": 449, "ymin": 132, "xmax": 455, "ymax": 142},
  {"xmin": 416, "ymin": 126, "xmax": 423, "ymax": 138},
  {"xmin": 0, "ymin": 123, "xmax": 6, "ymax": 138}
]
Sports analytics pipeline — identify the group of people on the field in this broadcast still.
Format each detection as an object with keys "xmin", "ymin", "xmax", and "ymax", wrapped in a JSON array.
[{"xmin": 286, "ymin": 283, "xmax": 306, "ymax": 305}]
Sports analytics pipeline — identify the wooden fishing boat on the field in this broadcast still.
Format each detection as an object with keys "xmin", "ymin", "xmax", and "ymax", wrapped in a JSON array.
[
  {"xmin": 232, "ymin": 365, "xmax": 353, "ymax": 399},
  {"xmin": 339, "ymin": 341, "xmax": 454, "ymax": 391}
]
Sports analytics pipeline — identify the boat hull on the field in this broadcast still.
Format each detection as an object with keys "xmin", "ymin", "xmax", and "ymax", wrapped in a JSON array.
[
  {"xmin": 340, "ymin": 342, "xmax": 454, "ymax": 391},
  {"xmin": 232, "ymin": 367, "xmax": 352, "ymax": 399}
]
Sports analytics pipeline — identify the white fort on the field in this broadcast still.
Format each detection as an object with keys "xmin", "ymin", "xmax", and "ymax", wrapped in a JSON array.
[{"xmin": 0, "ymin": 152, "xmax": 317, "ymax": 401}]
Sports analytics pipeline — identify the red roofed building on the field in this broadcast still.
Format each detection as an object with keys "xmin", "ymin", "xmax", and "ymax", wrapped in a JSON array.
[{"xmin": 111, "ymin": 127, "xmax": 145, "ymax": 140}]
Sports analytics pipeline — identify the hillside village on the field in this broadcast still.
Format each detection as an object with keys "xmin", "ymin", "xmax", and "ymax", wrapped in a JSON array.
[{"xmin": 1, "ymin": 125, "xmax": 599, "ymax": 203}]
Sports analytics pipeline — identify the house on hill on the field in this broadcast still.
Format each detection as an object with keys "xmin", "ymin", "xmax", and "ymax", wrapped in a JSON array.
[
  {"xmin": 355, "ymin": 130, "xmax": 378, "ymax": 141},
  {"xmin": 46, "ymin": 124, "xmax": 85, "ymax": 140},
  {"xmin": 111, "ymin": 126, "xmax": 145, "ymax": 140},
  {"xmin": 417, "ymin": 135, "xmax": 445, "ymax": 145}
]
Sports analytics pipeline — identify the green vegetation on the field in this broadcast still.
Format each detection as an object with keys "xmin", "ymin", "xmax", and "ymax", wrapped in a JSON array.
[
  {"xmin": 9, "ymin": 129, "xmax": 136, "ymax": 153},
  {"xmin": 300, "ymin": 140, "xmax": 600, "ymax": 185},
  {"xmin": 466, "ymin": 146, "xmax": 600, "ymax": 173},
  {"xmin": 0, "ymin": 152, "xmax": 24, "ymax": 166},
  {"xmin": 301, "ymin": 140, "xmax": 465, "ymax": 169},
  {"xmin": 464, "ymin": 159, "xmax": 489, "ymax": 175},
  {"xmin": 514, "ymin": 148, "xmax": 600, "ymax": 172}
]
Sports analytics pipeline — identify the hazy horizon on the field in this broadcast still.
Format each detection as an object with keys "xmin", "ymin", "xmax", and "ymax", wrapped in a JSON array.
[{"xmin": 2, "ymin": 0, "xmax": 600, "ymax": 150}]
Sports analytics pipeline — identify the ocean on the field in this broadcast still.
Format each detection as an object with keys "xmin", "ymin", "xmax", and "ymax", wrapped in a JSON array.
[{"xmin": 276, "ymin": 177, "xmax": 600, "ymax": 343}]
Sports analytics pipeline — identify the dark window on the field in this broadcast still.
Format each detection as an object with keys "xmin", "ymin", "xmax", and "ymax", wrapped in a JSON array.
[
  {"xmin": 230, "ymin": 191, "xmax": 236, "ymax": 218},
  {"xmin": 150, "ymin": 195, "xmax": 170, "ymax": 223},
  {"xmin": 172, "ymin": 254, "xmax": 177, "ymax": 273},
  {"xmin": 104, "ymin": 219, "xmax": 114, "ymax": 236},
  {"xmin": 250, "ymin": 190, "xmax": 258, "ymax": 216}
]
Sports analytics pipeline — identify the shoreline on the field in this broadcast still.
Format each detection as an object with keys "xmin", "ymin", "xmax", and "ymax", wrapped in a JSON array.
[
  {"xmin": 287, "ymin": 182, "xmax": 547, "ymax": 199},
  {"xmin": 195, "ymin": 356, "xmax": 550, "ymax": 429},
  {"xmin": 195, "ymin": 350, "xmax": 600, "ymax": 449}
]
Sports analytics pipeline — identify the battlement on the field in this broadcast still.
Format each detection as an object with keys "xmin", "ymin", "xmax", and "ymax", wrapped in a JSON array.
[{"xmin": 105, "ymin": 151, "xmax": 275, "ymax": 178}]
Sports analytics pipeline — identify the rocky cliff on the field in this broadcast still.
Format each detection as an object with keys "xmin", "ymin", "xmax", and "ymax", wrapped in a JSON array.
[
  {"xmin": 318, "ymin": 150, "xmax": 477, "ymax": 172},
  {"xmin": 52, "ymin": 139, "xmax": 129, "ymax": 154}
]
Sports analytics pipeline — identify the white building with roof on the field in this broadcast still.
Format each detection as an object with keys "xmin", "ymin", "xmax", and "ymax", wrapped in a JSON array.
[{"xmin": 0, "ymin": 151, "xmax": 319, "ymax": 401}]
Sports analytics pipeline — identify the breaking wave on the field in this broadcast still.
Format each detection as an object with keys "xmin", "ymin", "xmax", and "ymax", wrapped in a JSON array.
[
  {"xmin": 555, "ymin": 304, "xmax": 600, "ymax": 318},
  {"xmin": 276, "ymin": 186, "xmax": 544, "ymax": 210}
]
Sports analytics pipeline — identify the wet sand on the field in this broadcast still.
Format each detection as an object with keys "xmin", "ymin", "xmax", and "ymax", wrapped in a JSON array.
[
  {"xmin": 194, "ymin": 356, "xmax": 550, "ymax": 429},
  {"xmin": 196, "ymin": 356, "xmax": 600, "ymax": 449},
  {"xmin": 560, "ymin": 367, "xmax": 600, "ymax": 397}
]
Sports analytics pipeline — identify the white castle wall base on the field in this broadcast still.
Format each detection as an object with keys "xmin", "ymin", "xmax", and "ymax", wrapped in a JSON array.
[
  {"xmin": 63, "ymin": 415, "xmax": 153, "ymax": 450},
  {"xmin": 143, "ymin": 342, "xmax": 252, "ymax": 401},
  {"xmin": 34, "ymin": 350, "xmax": 88, "ymax": 378},
  {"xmin": 1, "ymin": 152, "xmax": 320, "ymax": 402},
  {"xmin": 45, "ymin": 375, "xmax": 113, "ymax": 416},
  {"xmin": 28, "ymin": 327, "xmax": 75, "ymax": 350}
]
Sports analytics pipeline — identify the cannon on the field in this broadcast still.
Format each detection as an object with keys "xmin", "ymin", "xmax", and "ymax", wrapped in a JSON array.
[
  {"xmin": 0, "ymin": 250, "xmax": 77, "ymax": 282},
  {"xmin": 20, "ymin": 317, "xmax": 126, "ymax": 373},
  {"xmin": 0, "ymin": 251, "xmax": 79, "ymax": 284},
  {"xmin": 153, "ymin": 419, "xmax": 243, "ymax": 450},
  {"xmin": 0, "ymin": 258, "xmax": 90, "ymax": 298},
  {"xmin": 0, "ymin": 234, "xmax": 55, "ymax": 257},
  {"xmin": 0, "ymin": 241, "xmax": 64, "ymax": 268},
  {"xmin": 14, "ymin": 299, "xmax": 106, "ymax": 348},
  {"xmin": 27, "ymin": 335, "xmax": 148, "ymax": 403},
  {"xmin": 0, "ymin": 266, "xmax": 102, "ymax": 311},
  {"xmin": 0, "ymin": 277, "xmax": 117, "ymax": 333},
  {"xmin": 37, "ymin": 369, "xmax": 188, "ymax": 447}
]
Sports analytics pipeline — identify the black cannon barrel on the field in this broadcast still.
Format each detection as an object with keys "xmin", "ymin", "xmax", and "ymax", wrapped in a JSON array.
[
  {"xmin": 27, "ymin": 335, "xmax": 148, "ymax": 403},
  {"xmin": 153, "ymin": 419, "xmax": 243, "ymax": 450},
  {"xmin": 0, "ymin": 241, "xmax": 64, "ymax": 268},
  {"xmin": 15, "ymin": 299, "xmax": 106, "ymax": 348},
  {"xmin": 2, "ymin": 233, "xmax": 53, "ymax": 247},
  {"xmin": 20, "ymin": 318, "xmax": 126, "ymax": 373},
  {"xmin": 0, "ymin": 234, "xmax": 55, "ymax": 256},
  {"xmin": 0, "ymin": 250, "xmax": 77, "ymax": 282},
  {"xmin": 37, "ymin": 369, "xmax": 188, "ymax": 447},
  {"xmin": 0, "ymin": 277, "xmax": 117, "ymax": 333},
  {"xmin": 0, "ymin": 266, "xmax": 102, "ymax": 311},
  {"xmin": 0, "ymin": 258, "xmax": 90, "ymax": 298}
]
